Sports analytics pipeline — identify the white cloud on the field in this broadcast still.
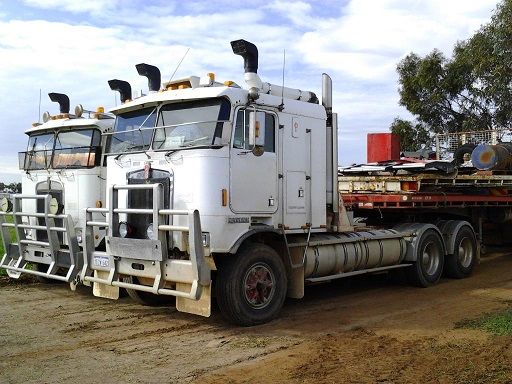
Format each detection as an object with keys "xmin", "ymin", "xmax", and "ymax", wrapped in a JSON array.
[
  {"xmin": 0, "ymin": 0, "xmax": 501, "ymax": 174},
  {"xmin": 22, "ymin": 0, "xmax": 120, "ymax": 13}
]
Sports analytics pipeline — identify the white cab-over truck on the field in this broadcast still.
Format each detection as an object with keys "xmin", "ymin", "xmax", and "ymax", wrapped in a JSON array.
[
  {"xmin": 0, "ymin": 93, "xmax": 113, "ymax": 283},
  {"xmin": 80, "ymin": 40, "xmax": 477, "ymax": 326}
]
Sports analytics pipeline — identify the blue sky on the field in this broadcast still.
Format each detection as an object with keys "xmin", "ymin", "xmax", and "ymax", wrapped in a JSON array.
[{"xmin": 0, "ymin": 0, "xmax": 498, "ymax": 182}]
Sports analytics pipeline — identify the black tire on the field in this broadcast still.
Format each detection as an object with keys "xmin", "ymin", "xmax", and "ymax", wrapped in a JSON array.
[
  {"xmin": 216, "ymin": 243, "xmax": 287, "ymax": 326},
  {"xmin": 444, "ymin": 226, "xmax": 477, "ymax": 279},
  {"xmin": 33, "ymin": 263, "xmax": 60, "ymax": 284},
  {"xmin": 122, "ymin": 276, "xmax": 175, "ymax": 306},
  {"xmin": 453, "ymin": 143, "xmax": 476, "ymax": 165},
  {"xmin": 406, "ymin": 230, "xmax": 444, "ymax": 287}
]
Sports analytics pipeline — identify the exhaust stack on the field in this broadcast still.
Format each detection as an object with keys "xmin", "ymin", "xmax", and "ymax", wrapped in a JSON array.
[
  {"xmin": 108, "ymin": 79, "xmax": 132, "ymax": 103},
  {"xmin": 230, "ymin": 39, "xmax": 317, "ymax": 104},
  {"xmin": 48, "ymin": 93, "xmax": 70, "ymax": 113},
  {"xmin": 322, "ymin": 74, "xmax": 337, "ymax": 213},
  {"xmin": 136, "ymin": 63, "xmax": 161, "ymax": 92}
]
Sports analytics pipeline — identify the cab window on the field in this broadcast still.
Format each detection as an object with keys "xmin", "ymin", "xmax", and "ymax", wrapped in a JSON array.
[{"xmin": 233, "ymin": 109, "xmax": 275, "ymax": 153}]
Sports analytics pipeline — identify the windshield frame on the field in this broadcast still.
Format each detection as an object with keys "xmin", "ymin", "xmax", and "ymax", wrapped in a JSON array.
[
  {"xmin": 105, "ymin": 97, "xmax": 232, "ymax": 156},
  {"xmin": 19, "ymin": 127, "xmax": 103, "ymax": 171}
]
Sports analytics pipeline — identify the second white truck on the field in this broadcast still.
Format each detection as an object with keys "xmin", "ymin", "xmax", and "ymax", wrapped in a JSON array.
[{"xmin": 0, "ymin": 93, "xmax": 113, "ymax": 283}]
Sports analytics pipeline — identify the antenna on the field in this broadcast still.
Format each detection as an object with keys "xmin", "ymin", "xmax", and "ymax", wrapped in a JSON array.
[
  {"xmin": 168, "ymin": 47, "xmax": 190, "ymax": 83},
  {"xmin": 38, "ymin": 88, "xmax": 42, "ymax": 123},
  {"xmin": 279, "ymin": 49, "xmax": 286, "ymax": 111}
]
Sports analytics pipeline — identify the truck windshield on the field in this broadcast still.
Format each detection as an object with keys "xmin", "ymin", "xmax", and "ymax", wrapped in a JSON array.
[
  {"xmin": 153, "ymin": 99, "xmax": 230, "ymax": 150},
  {"xmin": 108, "ymin": 107, "xmax": 157, "ymax": 154},
  {"xmin": 19, "ymin": 128, "xmax": 102, "ymax": 171}
]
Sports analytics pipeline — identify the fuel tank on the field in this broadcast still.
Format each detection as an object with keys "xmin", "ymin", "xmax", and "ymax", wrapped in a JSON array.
[{"xmin": 303, "ymin": 230, "xmax": 407, "ymax": 278}]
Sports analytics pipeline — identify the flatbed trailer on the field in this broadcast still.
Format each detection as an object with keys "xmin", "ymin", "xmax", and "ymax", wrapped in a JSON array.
[{"xmin": 339, "ymin": 168, "xmax": 512, "ymax": 246}]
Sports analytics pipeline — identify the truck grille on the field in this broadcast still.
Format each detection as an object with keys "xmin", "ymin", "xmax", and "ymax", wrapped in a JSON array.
[
  {"xmin": 126, "ymin": 168, "xmax": 172, "ymax": 239},
  {"xmin": 36, "ymin": 189, "xmax": 63, "ymax": 243}
]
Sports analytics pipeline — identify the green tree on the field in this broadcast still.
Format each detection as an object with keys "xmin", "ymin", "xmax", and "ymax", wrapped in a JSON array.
[
  {"xmin": 391, "ymin": 0, "xmax": 512, "ymax": 148},
  {"xmin": 390, "ymin": 118, "xmax": 430, "ymax": 152}
]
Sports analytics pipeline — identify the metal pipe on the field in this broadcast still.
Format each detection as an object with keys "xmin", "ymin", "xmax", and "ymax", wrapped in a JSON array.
[{"xmin": 471, "ymin": 143, "xmax": 512, "ymax": 170}]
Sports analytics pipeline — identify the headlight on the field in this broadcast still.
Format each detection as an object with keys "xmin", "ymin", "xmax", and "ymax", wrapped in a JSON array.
[
  {"xmin": 119, "ymin": 222, "xmax": 130, "ymax": 238},
  {"xmin": 48, "ymin": 197, "xmax": 63, "ymax": 215},
  {"xmin": 0, "ymin": 197, "xmax": 12, "ymax": 213},
  {"xmin": 146, "ymin": 223, "xmax": 154, "ymax": 239}
]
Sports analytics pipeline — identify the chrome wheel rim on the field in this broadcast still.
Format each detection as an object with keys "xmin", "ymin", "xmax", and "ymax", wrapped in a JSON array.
[
  {"xmin": 243, "ymin": 262, "xmax": 275, "ymax": 309},
  {"xmin": 421, "ymin": 241, "xmax": 440, "ymax": 276},
  {"xmin": 458, "ymin": 237, "xmax": 473, "ymax": 268}
]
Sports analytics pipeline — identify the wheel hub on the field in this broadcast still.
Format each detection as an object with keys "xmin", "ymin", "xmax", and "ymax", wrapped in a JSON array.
[
  {"xmin": 243, "ymin": 262, "xmax": 275, "ymax": 309},
  {"xmin": 421, "ymin": 241, "xmax": 440, "ymax": 276},
  {"xmin": 458, "ymin": 237, "xmax": 473, "ymax": 268}
]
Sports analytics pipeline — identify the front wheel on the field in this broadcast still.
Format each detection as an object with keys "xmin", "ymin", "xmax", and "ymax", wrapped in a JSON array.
[
  {"xmin": 122, "ymin": 276, "xmax": 175, "ymax": 306},
  {"xmin": 216, "ymin": 244, "xmax": 287, "ymax": 326},
  {"xmin": 444, "ymin": 226, "xmax": 477, "ymax": 279},
  {"xmin": 406, "ymin": 230, "xmax": 445, "ymax": 287}
]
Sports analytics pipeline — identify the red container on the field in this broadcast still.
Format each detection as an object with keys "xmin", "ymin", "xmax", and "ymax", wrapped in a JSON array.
[{"xmin": 367, "ymin": 133, "xmax": 400, "ymax": 163}]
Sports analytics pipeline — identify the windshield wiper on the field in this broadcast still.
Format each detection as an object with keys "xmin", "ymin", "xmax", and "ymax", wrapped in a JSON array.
[{"xmin": 165, "ymin": 144, "xmax": 222, "ymax": 156}]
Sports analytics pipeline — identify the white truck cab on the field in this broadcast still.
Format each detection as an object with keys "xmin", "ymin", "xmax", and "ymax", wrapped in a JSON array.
[
  {"xmin": 0, "ymin": 93, "xmax": 113, "ymax": 283},
  {"xmin": 81, "ymin": 40, "xmax": 477, "ymax": 325}
]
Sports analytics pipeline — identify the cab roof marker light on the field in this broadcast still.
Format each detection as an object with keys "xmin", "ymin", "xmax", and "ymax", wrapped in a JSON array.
[
  {"xmin": 199, "ymin": 72, "xmax": 215, "ymax": 86},
  {"xmin": 135, "ymin": 63, "xmax": 161, "ymax": 92},
  {"xmin": 108, "ymin": 79, "xmax": 132, "ymax": 103},
  {"xmin": 48, "ymin": 92, "xmax": 70, "ymax": 114}
]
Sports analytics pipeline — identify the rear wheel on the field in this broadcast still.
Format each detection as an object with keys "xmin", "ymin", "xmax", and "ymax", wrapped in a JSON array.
[
  {"xmin": 444, "ymin": 226, "xmax": 476, "ymax": 279},
  {"xmin": 406, "ymin": 230, "xmax": 444, "ymax": 287},
  {"xmin": 122, "ymin": 276, "xmax": 175, "ymax": 306},
  {"xmin": 216, "ymin": 243, "xmax": 287, "ymax": 326}
]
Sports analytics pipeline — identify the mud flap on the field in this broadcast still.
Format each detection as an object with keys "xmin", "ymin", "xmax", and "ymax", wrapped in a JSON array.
[
  {"xmin": 288, "ymin": 247, "xmax": 305, "ymax": 299},
  {"xmin": 176, "ymin": 282, "xmax": 211, "ymax": 317},
  {"xmin": 92, "ymin": 270, "xmax": 119, "ymax": 300}
]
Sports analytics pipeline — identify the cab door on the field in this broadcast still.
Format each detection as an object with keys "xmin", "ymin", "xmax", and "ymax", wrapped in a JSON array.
[{"xmin": 230, "ymin": 108, "xmax": 278, "ymax": 213}]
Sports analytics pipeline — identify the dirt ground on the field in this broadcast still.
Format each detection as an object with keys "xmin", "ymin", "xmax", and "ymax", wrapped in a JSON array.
[{"xmin": 1, "ymin": 251, "xmax": 512, "ymax": 384}]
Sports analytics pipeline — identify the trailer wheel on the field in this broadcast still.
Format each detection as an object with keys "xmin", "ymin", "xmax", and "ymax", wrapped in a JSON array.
[
  {"xmin": 216, "ymin": 243, "xmax": 287, "ymax": 326},
  {"xmin": 444, "ymin": 226, "xmax": 476, "ymax": 279},
  {"xmin": 407, "ymin": 230, "xmax": 444, "ymax": 287},
  {"xmin": 122, "ymin": 276, "xmax": 175, "ymax": 306}
]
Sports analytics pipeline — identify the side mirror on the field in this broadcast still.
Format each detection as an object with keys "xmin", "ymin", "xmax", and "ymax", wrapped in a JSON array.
[{"xmin": 249, "ymin": 111, "xmax": 265, "ymax": 156}]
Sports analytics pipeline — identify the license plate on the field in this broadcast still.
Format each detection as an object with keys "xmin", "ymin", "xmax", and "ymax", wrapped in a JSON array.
[{"xmin": 93, "ymin": 255, "xmax": 110, "ymax": 268}]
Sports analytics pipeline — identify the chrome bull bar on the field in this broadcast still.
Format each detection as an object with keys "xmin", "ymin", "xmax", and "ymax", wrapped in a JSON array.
[
  {"xmin": 80, "ymin": 183, "xmax": 210, "ymax": 300},
  {"xmin": 0, "ymin": 194, "xmax": 81, "ymax": 282}
]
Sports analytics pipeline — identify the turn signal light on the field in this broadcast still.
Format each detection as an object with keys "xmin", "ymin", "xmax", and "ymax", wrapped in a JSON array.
[{"xmin": 222, "ymin": 189, "xmax": 228, "ymax": 206}]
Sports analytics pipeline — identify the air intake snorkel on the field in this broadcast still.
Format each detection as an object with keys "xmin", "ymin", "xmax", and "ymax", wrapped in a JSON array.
[
  {"xmin": 231, "ymin": 39, "xmax": 259, "ymax": 74},
  {"xmin": 108, "ymin": 79, "xmax": 132, "ymax": 103},
  {"xmin": 48, "ymin": 92, "xmax": 70, "ymax": 113},
  {"xmin": 135, "ymin": 63, "xmax": 161, "ymax": 92},
  {"xmin": 230, "ymin": 39, "xmax": 318, "ymax": 104}
]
